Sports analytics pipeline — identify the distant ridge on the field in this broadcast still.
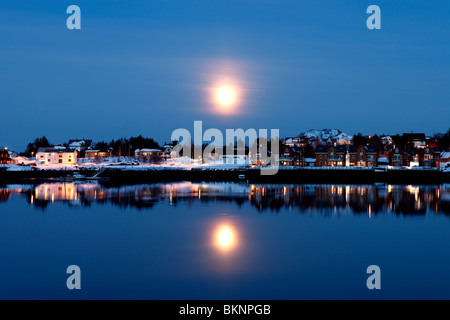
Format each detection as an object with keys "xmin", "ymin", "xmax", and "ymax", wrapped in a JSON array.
[{"xmin": 299, "ymin": 129, "xmax": 352, "ymax": 142}]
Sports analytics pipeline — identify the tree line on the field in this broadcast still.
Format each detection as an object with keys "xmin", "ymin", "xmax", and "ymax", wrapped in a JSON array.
[
  {"xmin": 352, "ymin": 129, "xmax": 450, "ymax": 153},
  {"xmin": 22, "ymin": 135, "xmax": 162, "ymax": 157},
  {"xmin": 19, "ymin": 129, "xmax": 450, "ymax": 158}
]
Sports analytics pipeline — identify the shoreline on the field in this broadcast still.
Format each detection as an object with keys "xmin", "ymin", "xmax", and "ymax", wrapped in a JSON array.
[{"xmin": 0, "ymin": 167, "xmax": 449, "ymax": 185}]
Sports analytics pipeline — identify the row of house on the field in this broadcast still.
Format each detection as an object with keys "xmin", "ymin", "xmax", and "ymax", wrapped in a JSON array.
[
  {"xmin": 2, "ymin": 132, "xmax": 449, "ymax": 168},
  {"xmin": 388, "ymin": 147, "xmax": 442, "ymax": 167},
  {"xmin": 280, "ymin": 145, "xmax": 378, "ymax": 167},
  {"xmin": 32, "ymin": 147, "xmax": 168, "ymax": 165},
  {"xmin": 315, "ymin": 145, "xmax": 379, "ymax": 167},
  {"xmin": 278, "ymin": 131, "xmax": 448, "ymax": 168},
  {"xmin": 285, "ymin": 132, "xmax": 434, "ymax": 152},
  {"xmin": 28, "ymin": 143, "xmax": 449, "ymax": 168},
  {"xmin": 278, "ymin": 144, "xmax": 447, "ymax": 168}
]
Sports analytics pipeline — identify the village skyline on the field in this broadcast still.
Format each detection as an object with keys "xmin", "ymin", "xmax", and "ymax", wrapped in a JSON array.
[
  {"xmin": 2, "ymin": 128, "xmax": 450, "ymax": 170},
  {"xmin": 2, "ymin": 127, "xmax": 450, "ymax": 155}
]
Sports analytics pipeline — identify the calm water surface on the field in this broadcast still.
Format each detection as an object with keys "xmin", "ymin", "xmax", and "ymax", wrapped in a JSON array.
[{"xmin": 1, "ymin": 182, "xmax": 450, "ymax": 299}]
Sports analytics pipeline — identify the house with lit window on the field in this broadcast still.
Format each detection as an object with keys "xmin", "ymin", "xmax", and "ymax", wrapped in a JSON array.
[
  {"xmin": 134, "ymin": 149, "xmax": 163, "ymax": 162},
  {"xmin": 11, "ymin": 156, "xmax": 32, "ymax": 165},
  {"xmin": 279, "ymin": 145, "xmax": 303, "ymax": 166},
  {"xmin": 0, "ymin": 149, "xmax": 10, "ymax": 164},
  {"xmin": 403, "ymin": 133, "xmax": 427, "ymax": 150},
  {"xmin": 334, "ymin": 132, "xmax": 353, "ymax": 145},
  {"xmin": 380, "ymin": 135, "xmax": 394, "ymax": 146},
  {"xmin": 85, "ymin": 149, "xmax": 112, "ymax": 159},
  {"xmin": 348, "ymin": 145, "xmax": 378, "ymax": 167},
  {"xmin": 283, "ymin": 137, "xmax": 307, "ymax": 148},
  {"xmin": 387, "ymin": 148, "xmax": 407, "ymax": 167},
  {"xmin": 315, "ymin": 145, "xmax": 346, "ymax": 167},
  {"xmin": 36, "ymin": 148, "xmax": 77, "ymax": 165},
  {"xmin": 414, "ymin": 147, "xmax": 441, "ymax": 167}
]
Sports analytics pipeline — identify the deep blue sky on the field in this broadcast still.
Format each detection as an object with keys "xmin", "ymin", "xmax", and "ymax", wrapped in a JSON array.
[{"xmin": 1, "ymin": 0, "xmax": 449, "ymax": 151}]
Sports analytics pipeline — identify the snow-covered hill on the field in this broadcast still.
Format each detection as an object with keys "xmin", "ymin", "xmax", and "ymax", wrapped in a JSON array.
[{"xmin": 300, "ymin": 129, "xmax": 352, "ymax": 142}]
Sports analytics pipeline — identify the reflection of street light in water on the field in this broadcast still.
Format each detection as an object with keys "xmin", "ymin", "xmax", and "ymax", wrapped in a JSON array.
[{"xmin": 214, "ymin": 225, "xmax": 237, "ymax": 252}]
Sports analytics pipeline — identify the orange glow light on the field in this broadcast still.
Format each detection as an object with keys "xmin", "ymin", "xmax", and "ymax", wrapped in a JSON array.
[
  {"xmin": 210, "ymin": 82, "xmax": 240, "ymax": 115},
  {"xmin": 212, "ymin": 85, "xmax": 239, "ymax": 115},
  {"xmin": 217, "ymin": 87, "xmax": 235, "ymax": 106},
  {"xmin": 214, "ymin": 225, "xmax": 237, "ymax": 252}
]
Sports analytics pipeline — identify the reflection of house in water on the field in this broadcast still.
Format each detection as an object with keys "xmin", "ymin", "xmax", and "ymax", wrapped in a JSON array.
[
  {"xmin": 0, "ymin": 189, "xmax": 11, "ymax": 202},
  {"xmin": 21, "ymin": 182, "xmax": 250, "ymax": 210},
  {"xmin": 247, "ymin": 184, "xmax": 447, "ymax": 216},
  {"xmin": 248, "ymin": 184, "xmax": 380, "ymax": 215},
  {"xmin": 0, "ymin": 185, "xmax": 34, "ymax": 203},
  {"xmin": 1, "ymin": 182, "xmax": 449, "ymax": 216},
  {"xmin": 34, "ymin": 183, "xmax": 78, "ymax": 201},
  {"xmin": 29, "ymin": 183, "xmax": 84, "ymax": 208}
]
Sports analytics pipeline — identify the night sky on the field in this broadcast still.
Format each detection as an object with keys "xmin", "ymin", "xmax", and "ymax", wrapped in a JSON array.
[{"xmin": 1, "ymin": 0, "xmax": 449, "ymax": 151}]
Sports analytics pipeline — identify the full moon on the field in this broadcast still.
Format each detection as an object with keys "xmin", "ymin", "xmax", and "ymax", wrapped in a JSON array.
[
  {"xmin": 214, "ymin": 225, "xmax": 237, "ymax": 252},
  {"xmin": 216, "ymin": 87, "xmax": 236, "ymax": 106},
  {"xmin": 218, "ymin": 228, "xmax": 232, "ymax": 246}
]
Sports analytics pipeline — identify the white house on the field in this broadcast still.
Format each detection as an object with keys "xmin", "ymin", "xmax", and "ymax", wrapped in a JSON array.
[
  {"xmin": 36, "ymin": 148, "xmax": 77, "ymax": 165},
  {"xmin": 11, "ymin": 156, "xmax": 32, "ymax": 165},
  {"xmin": 381, "ymin": 135, "xmax": 394, "ymax": 145},
  {"xmin": 67, "ymin": 139, "xmax": 93, "ymax": 152},
  {"xmin": 334, "ymin": 132, "xmax": 352, "ymax": 145}
]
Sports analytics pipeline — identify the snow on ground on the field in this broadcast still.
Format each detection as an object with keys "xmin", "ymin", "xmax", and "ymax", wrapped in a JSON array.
[
  {"xmin": 2, "ymin": 164, "xmax": 39, "ymax": 171},
  {"xmin": 3, "ymin": 157, "xmax": 448, "ymax": 172},
  {"xmin": 75, "ymin": 157, "xmax": 248, "ymax": 171}
]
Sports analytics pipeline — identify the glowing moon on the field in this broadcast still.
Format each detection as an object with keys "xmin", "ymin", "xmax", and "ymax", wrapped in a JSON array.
[
  {"xmin": 214, "ymin": 225, "xmax": 237, "ymax": 252},
  {"xmin": 216, "ymin": 87, "xmax": 236, "ymax": 106},
  {"xmin": 218, "ymin": 228, "xmax": 232, "ymax": 246}
]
